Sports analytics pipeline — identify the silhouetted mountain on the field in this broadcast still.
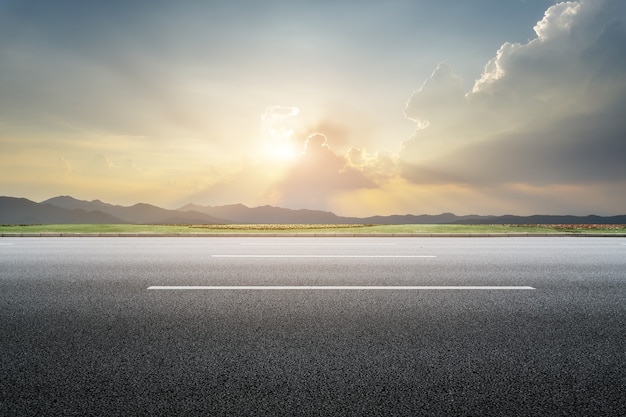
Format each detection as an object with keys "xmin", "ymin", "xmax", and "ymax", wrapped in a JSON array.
[
  {"xmin": 2, "ymin": 195, "xmax": 625, "ymax": 225},
  {"xmin": 43, "ymin": 196, "xmax": 116, "ymax": 212},
  {"xmin": 360, "ymin": 213, "xmax": 494, "ymax": 225},
  {"xmin": 457, "ymin": 214, "xmax": 626, "ymax": 225},
  {"xmin": 179, "ymin": 204, "xmax": 497, "ymax": 224},
  {"xmin": 42, "ymin": 196, "xmax": 227, "ymax": 224},
  {"xmin": 0, "ymin": 197, "xmax": 127, "ymax": 224},
  {"xmin": 179, "ymin": 203, "xmax": 347, "ymax": 224}
]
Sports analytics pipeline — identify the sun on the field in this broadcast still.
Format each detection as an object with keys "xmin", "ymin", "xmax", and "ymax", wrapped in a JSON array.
[
  {"xmin": 259, "ymin": 105, "xmax": 303, "ymax": 163},
  {"xmin": 264, "ymin": 142, "xmax": 299, "ymax": 162}
]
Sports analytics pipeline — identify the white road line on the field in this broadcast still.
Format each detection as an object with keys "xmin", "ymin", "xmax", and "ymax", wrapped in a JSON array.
[
  {"xmin": 0, "ymin": 243, "xmax": 14, "ymax": 245},
  {"xmin": 211, "ymin": 255, "xmax": 436, "ymax": 258},
  {"xmin": 148, "ymin": 286, "xmax": 535, "ymax": 290},
  {"xmin": 239, "ymin": 243, "xmax": 398, "ymax": 246}
]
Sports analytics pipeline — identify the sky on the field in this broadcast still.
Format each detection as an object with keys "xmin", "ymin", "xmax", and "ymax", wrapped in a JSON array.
[{"xmin": 1, "ymin": 0, "xmax": 625, "ymax": 216}]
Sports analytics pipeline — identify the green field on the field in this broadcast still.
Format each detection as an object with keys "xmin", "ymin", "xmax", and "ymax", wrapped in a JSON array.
[{"xmin": 1, "ymin": 223, "xmax": 625, "ymax": 235}]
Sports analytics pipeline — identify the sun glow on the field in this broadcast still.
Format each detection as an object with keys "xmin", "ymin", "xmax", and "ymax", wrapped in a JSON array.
[
  {"xmin": 263, "ymin": 141, "xmax": 300, "ymax": 162},
  {"xmin": 260, "ymin": 105, "xmax": 302, "ymax": 162}
]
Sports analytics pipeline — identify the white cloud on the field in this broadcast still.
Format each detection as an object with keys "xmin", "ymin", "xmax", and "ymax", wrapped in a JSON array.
[
  {"xmin": 261, "ymin": 106, "xmax": 300, "ymax": 124},
  {"xmin": 533, "ymin": 1, "xmax": 581, "ymax": 41},
  {"xmin": 404, "ymin": 62, "xmax": 465, "ymax": 129},
  {"xmin": 400, "ymin": 0, "xmax": 626, "ymax": 190},
  {"xmin": 347, "ymin": 147, "xmax": 399, "ymax": 181},
  {"xmin": 271, "ymin": 133, "xmax": 376, "ymax": 210}
]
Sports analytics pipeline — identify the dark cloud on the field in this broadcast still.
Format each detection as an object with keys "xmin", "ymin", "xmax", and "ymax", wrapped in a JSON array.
[{"xmin": 402, "ymin": 100, "xmax": 626, "ymax": 186}]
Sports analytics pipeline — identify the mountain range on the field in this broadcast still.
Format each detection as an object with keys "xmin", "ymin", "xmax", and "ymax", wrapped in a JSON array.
[{"xmin": 1, "ymin": 195, "xmax": 625, "ymax": 225}]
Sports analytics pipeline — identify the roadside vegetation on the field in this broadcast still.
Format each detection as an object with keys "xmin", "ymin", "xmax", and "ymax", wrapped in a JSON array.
[{"xmin": 1, "ymin": 224, "xmax": 625, "ymax": 234}]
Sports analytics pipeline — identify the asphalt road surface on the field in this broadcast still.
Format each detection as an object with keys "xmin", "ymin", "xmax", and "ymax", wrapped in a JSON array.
[{"xmin": 1, "ymin": 237, "xmax": 625, "ymax": 416}]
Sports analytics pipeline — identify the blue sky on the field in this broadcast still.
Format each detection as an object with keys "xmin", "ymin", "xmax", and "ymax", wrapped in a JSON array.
[{"xmin": 1, "ymin": 0, "xmax": 624, "ymax": 216}]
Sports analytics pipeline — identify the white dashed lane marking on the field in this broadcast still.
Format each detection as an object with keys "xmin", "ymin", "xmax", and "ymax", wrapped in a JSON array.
[
  {"xmin": 211, "ymin": 255, "xmax": 436, "ymax": 258},
  {"xmin": 148, "ymin": 286, "xmax": 536, "ymax": 290}
]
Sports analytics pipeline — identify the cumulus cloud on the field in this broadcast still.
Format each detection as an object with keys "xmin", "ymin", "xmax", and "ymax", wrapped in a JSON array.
[
  {"xmin": 404, "ymin": 62, "xmax": 466, "ymax": 129},
  {"xmin": 272, "ymin": 133, "xmax": 376, "ymax": 210},
  {"xmin": 400, "ymin": 0, "xmax": 626, "ymax": 190},
  {"xmin": 347, "ymin": 147, "xmax": 399, "ymax": 180},
  {"xmin": 401, "ymin": 62, "xmax": 474, "ymax": 162}
]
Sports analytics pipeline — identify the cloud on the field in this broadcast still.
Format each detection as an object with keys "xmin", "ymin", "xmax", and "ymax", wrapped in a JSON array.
[
  {"xmin": 533, "ymin": 1, "xmax": 581, "ymax": 40},
  {"xmin": 400, "ymin": 0, "xmax": 626, "ymax": 189},
  {"xmin": 261, "ymin": 106, "xmax": 300, "ymax": 124},
  {"xmin": 347, "ymin": 147, "xmax": 399, "ymax": 180},
  {"xmin": 403, "ymin": 62, "xmax": 466, "ymax": 129},
  {"xmin": 259, "ymin": 105, "xmax": 301, "ymax": 158},
  {"xmin": 183, "ymin": 132, "xmax": 379, "ymax": 211},
  {"xmin": 299, "ymin": 120, "xmax": 353, "ymax": 151},
  {"xmin": 272, "ymin": 133, "xmax": 377, "ymax": 210}
]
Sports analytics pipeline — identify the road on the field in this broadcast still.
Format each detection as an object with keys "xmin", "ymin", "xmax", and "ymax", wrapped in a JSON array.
[{"xmin": 1, "ymin": 237, "xmax": 625, "ymax": 416}]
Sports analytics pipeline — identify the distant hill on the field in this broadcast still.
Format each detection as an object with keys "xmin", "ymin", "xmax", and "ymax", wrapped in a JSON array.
[
  {"xmin": 457, "ymin": 214, "xmax": 626, "ymax": 225},
  {"xmin": 41, "ymin": 196, "xmax": 227, "ymax": 224},
  {"xmin": 179, "ymin": 204, "xmax": 494, "ymax": 225},
  {"xmin": 0, "ymin": 197, "xmax": 127, "ymax": 224},
  {"xmin": 1, "ymin": 195, "xmax": 624, "ymax": 225},
  {"xmin": 179, "ymin": 203, "xmax": 349, "ymax": 224},
  {"xmin": 0, "ymin": 196, "xmax": 226, "ymax": 225},
  {"xmin": 360, "ymin": 213, "xmax": 494, "ymax": 225},
  {"xmin": 177, "ymin": 203, "xmax": 626, "ymax": 225}
]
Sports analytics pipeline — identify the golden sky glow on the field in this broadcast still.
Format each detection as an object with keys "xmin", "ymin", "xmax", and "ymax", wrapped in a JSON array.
[{"xmin": 1, "ymin": 0, "xmax": 625, "ymax": 216}]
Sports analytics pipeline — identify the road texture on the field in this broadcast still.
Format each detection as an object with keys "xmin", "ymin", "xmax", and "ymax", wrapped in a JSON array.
[{"xmin": 1, "ymin": 237, "xmax": 625, "ymax": 416}]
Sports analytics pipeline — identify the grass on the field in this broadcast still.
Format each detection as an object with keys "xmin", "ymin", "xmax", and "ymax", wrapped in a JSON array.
[
  {"xmin": 1, "ymin": 224, "xmax": 625, "ymax": 235},
  {"xmin": 0, "ymin": 224, "xmax": 196, "ymax": 234}
]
